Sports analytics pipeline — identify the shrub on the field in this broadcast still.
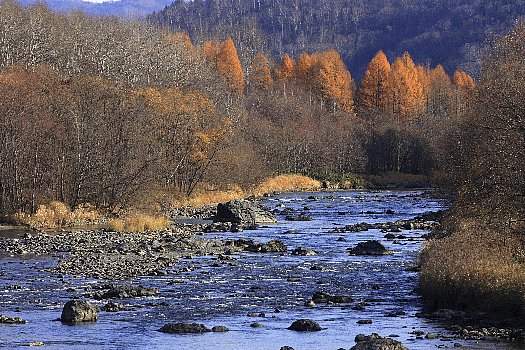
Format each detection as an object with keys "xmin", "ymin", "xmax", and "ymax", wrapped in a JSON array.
[
  {"xmin": 107, "ymin": 214, "xmax": 169, "ymax": 233},
  {"xmin": 420, "ymin": 225, "xmax": 525, "ymax": 318},
  {"xmin": 252, "ymin": 174, "xmax": 321, "ymax": 196}
]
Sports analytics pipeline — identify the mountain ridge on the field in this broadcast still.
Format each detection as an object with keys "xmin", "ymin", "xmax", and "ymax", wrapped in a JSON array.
[{"xmin": 18, "ymin": 0, "xmax": 173, "ymax": 18}]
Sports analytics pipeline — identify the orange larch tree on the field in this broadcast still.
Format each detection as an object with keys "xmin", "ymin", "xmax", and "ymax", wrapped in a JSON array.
[
  {"xmin": 274, "ymin": 53, "xmax": 294, "ymax": 80},
  {"xmin": 390, "ymin": 52, "xmax": 425, "ymax": 118},
  {"xmin": 311, "ymin": 50, "xmax": 355, "ymax": 114},
  {"xmin": 357, "ymin": 50, "xmax": 391, "ymax": 115},
  {"xmin": 248, "ymin": 51, "xmax": 273, "ymax": 91},
  {"xmin": 215, "ymin": 37, "xmax": 245, "ymax": 95},
  {"xmin": 202, "ymin": 39, "xmax": 221, "ymax": 64},
  {"xmin": 293, "ymin": 51, "xmax": 313, "ymax": 85}
]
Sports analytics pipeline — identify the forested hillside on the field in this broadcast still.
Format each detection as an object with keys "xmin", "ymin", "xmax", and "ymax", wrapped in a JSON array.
[{"xmin": 148, "ymin": 0, "xmax": 525, "ymax": 78}]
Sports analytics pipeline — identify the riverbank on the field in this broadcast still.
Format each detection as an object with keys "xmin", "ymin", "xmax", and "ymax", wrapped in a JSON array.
[{"xmin": 418, "ymin": 217, "xmax": 525, "ymax": 347}]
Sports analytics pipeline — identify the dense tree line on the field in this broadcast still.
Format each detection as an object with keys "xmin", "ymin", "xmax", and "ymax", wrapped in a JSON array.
[
  {"xmin": 148, "ymin": 0, "xmax": 525, "ymax": 79},
  {"xmin": 438, "ymin": 22, "xmax": 525, "ymax": 228},
  {"xmin": 0, "ymin": 1, "xmax": 476, "ymax": 219}
]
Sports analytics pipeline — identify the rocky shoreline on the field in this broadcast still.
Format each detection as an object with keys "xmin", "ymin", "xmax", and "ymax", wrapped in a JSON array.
[{"xmin": 0, "ymin": 226, "xmax": 245, "ymax": 279}]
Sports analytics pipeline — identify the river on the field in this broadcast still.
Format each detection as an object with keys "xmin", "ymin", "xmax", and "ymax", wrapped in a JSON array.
[{"xmin": 0, "ymin": 190, "xmax": 519, "ymax": 349}]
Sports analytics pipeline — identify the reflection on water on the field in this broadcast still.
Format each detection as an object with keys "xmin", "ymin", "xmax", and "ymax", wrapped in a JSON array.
[{"xmin": 0, "ymin": 191, "xmax": 519, "ymax": 349}]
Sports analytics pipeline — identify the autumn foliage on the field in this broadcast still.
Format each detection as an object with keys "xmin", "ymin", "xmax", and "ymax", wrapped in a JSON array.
[
  {"xmin": 0, "ymin": 2, "xmax": 478, "ymax": 220},
  {"xmin": 248, "ymin": 51, "xmax": 273, "ymax": 91},
  {"xmin": 358, "ymin": 50, "xmax": 391, "ymax": 115}
]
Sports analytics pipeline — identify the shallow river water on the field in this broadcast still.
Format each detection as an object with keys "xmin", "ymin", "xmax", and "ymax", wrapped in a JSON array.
[{"xmin": 0, "ymin": 191, "xmax": 519, "ymax": 349}]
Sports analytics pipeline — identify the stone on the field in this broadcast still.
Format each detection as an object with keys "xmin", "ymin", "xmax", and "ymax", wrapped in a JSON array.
[
  {"xmin": 287, "ymin": 319, "xmax": 322, "ymax": 332},
  {"xmin": 90, "ymin": 284, "xmax": 158, "ymax": 300},
  {"xmin": 244, "ymin": 239, "xmax": 287, "ymax": 253},
  {"xmin": 285, "ymin": 214, "xmax": 313, "ymax": 221},
  {"xmin": 291, "ymin": 246, "xmax": 317, "ymax": 256},
  {"xmin": 101, "ymin": 301, "xmax": 128, "ymax": 312},
  {"xmin": 214, "ymin": 200, "xmax": 276, "ymax": 226},
  {"xmin": 352, "ymin": 333, "xmax": 408, "ymax": 350},
  {"xmin": 311, "ymin": 291, "xmax": 353, "ymax": 304},
  {"xmin": 212, "ymin": 325, "xmax": 229, "ymax": 332},
  {"xmin": 158, "ymin": 322, "xmax": 211, "ymax": 334},
  {"xmin": 250, "ymin": 322, "xmax": 264, "ymax": 328},
  {"xmin": 357, "ymin": 319, "xmax": 373, "ymax": 324},
  {"xmin": 0, "ymin": 315, "xmax": 28, "ymax": 324},
  {"xmin": 28, "ymin": 342, "xmax": 44, "ymax": 346},
  {"xmin": 348, "ymin": 240, "xmax": 393, "ymax": 256},
  {"xmin": 60, "ymin": 300, "xmax": 98, "ymax": 323}
]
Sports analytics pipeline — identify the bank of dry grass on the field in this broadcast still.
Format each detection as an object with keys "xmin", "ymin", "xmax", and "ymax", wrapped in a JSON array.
[
  {"xmin": 420, "ymin": 224, "xmax": 525, "ymax": 318},
  {"xmin": 107, "ymin": 213, "xmax": 169, "ymax": 233},
  {"xmin": 252, "ymin": 174, "xmax": 322, "ymax": 196},
  {"xmin": 172, "ymin": 174, "xmax": 322, "ymax": 208},
  {"xmin": 13, "ymin": 201, "xmax": 100, "ymax": 229},
  {"xmin": 178, "ymin": 185, "xmax": 245, "ymax": 207}
]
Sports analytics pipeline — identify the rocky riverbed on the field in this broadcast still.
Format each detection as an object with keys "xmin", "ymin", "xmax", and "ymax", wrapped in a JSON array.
[{"xmin": 0, "ymin": 191, "xmax": 523, "ymax": 349}]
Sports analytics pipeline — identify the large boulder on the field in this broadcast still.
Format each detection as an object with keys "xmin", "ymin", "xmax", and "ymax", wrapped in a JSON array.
[
  {"xmin": 287, "ymin": 319, "xmax": 322, "ymax": 332},
  {"xmin": 351, "ymin": 334, "xmax": 408, "ymax": 350},
  {"xmin": 158, "ymin": 322, "xmax": 211, "ymax": 334},
  {"xmin": 61, "ymin": 300, "xmax": 98, "ymax": 324},
  {"xmin": 214, "ymin": 200, "xmax": 276, "ymax": 226},
  {"xmin": 348, "ymin": 240, "xmax": 393, "ymax": 256}
]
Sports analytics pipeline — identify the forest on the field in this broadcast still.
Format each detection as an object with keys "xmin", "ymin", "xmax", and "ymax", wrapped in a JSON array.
[{"xmin": 0, "ymin": 0, "xmax": 476, "ymax": 219}]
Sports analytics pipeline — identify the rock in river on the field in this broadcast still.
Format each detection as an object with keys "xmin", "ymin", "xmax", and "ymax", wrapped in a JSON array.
[
  {"xmin": 211, "ymin": 325, "xmax": 229, "ymax": 332},
  {"xmin": 89, "ymin": 284, "xmax": 158, "ymax": 300},
  {"xmin": 101, "ymin": 301, "xmax": 129, "ymax": 312},
  {"xmin": 311, "ymin": 291, "xmax": 353, "ymax": 304},
  {"xmin": 285, "ymin": 214, "xmax": 312, "ymax": 221},
  {"xmin": 61, "ymin": 300, "xmax": 98, "ymax": 324},
  {"xmin": 291, "ymin": 246, "xmax": 317, "ymax": 256},
  {"xmin": 287, "ymin": 319, "xmax": 322, "ymax": 332},
  {"xmin": 214, "ymin": 200, "xmax": 276, "ymax": 226},
  {"xmin": 158, "ymin": 322, "xmax": 211, "ymax": 334},
  {"xmin": 351, "ymin": 333, "xmax": 408, "ymax": 350},
  {"xmin": 242, "ymin": 239, "xmax": 288, "ymax": 253},
  {"xmin": 348, "ymin": 240, "xmax": 393, "ymax": 256},
  {"xmin": 0, "ymin": 315, "xmax": 28, "ymax": 324}
]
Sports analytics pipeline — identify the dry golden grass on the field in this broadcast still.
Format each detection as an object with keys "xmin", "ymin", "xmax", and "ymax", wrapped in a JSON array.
[
  {"xmin": 13, "ymin": 201, "xmax": 101, "ymax": 229},
  {"xmin": 252, "ymin": 174, "xmax": 321, "ymax": 196},
  {"xmin": 107, "ymin": 213, "xmax": 169, "ymax": 233},
  {"xmin": 184, "ymin": 185, "xmax": 245, "ymax": 207},
  {"xmin": 420, "ymin": 224, "xmax": 525, "ymax": 317}
]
